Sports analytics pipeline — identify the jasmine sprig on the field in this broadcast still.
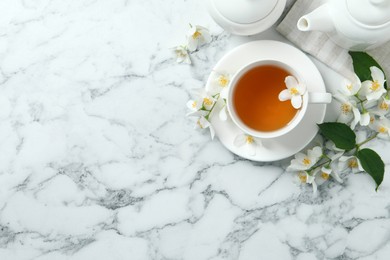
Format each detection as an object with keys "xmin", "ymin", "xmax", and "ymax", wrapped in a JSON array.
[
  {"xmin": 287, "ymin": 52, "xmax": 388, "ymax": 193},
  {"xmin": 173, "ymin": 24, "xmax": 212, "ymax": 64},
  {"xmin": 186, "ymin": 71, "xmax": 232, "ymax": 140}
]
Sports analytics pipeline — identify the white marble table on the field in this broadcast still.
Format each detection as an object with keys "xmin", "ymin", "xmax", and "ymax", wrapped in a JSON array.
[{"xmin": 1, "ymin": 1, "xmax": 390, "ymax": 259}]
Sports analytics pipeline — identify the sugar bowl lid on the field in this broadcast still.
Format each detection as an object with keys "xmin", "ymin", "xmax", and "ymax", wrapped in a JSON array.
[
  {"xmin": 208, "ymin": 0, "xmax": 286, "ymax": 35},
  {"xmin": 346, "ymin": 0, "xmax": 390, "ymax": 26}
]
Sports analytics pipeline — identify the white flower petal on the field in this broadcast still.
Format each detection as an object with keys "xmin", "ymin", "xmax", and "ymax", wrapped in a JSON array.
[
  {"xmin": 187, "ymin": 38, "xmax": 197, "ymax": 52},
  {"xmin": 357, "ymin": 158, "xmax": 364, "ymax": 172},
  {"xmin": 337, "ymin": 112, "xmax": 353, "ymax": 125},
  {"xmin": 279, "ymin": 89, "xmax": 292, "ymax": 101},
  {"xmin": 315, "ymin": 176, "xmax": 326, "ymax": 186},
  {"xmin": 184, "ymin": 55, "xmax": 191, "ymax": 64},
  {"xmin": 309, "ymin": 146, "xmax": 323, "ymax": 160},
  {"xmin": 176, "ymin": 56, "xmax": 184, "ymax": 63},
  {"xmin": 306, "ymin": 174, "xmax": 315, "ymax": 184},
  {"xmin": 370, "ymin": 66, "xmax": 385, "ymax": 83},
  {"xmin": 187, "ymin": 25, "xmax": 197, "ymax": 36},
  {"xmin": 360, "ymin": 80, "xmax": 372, "ymax": 96},
  {"xmin": 331, "ymin": 152, "xmax": 344, "ymax": 160},
  {"xmin": 321, "ymin": 166, "xmax": 332, "ymax": 175},
  {"xmin": 332, "ymin": 171, "xmax": 343, "ymax": 183},
  {"xmin": 220, "ymin": 88, "xmax": 228, "ymax": 100},
  {"xmin": 285, "ymin": 76, "xmax": 298, "ymax": 89},
  {"xmin": 234, "ymin": 134, "xmax": 247, "ymax": 147},
  {"xmin": 356, "ymin": 130, "xmax": 368, "ymax": 143},
  {"xmin": 339, "ymin": 156, "xmax": 354, "ymax": 164},
  {"xmin": 353, "ymin": 74, "xmax": 362, "ymax": 85},
  {"xmin": 351, "ymin": 76, "xmax": 362, "ymax": 95},
  {"xmin": 174, "ymin": 46, "xmax": 191, "ymax": 64},
  {"xmin": 342, "ymin": 76, "xmax": 361, "ymax": 96},
  {"xmin": 287, "ymin": 163, "xmax": 308, "ymax": 171},
  {"xmin": 377, "ymin": 132, "xmax": 390, "ymax": 140},
  {"xmin": 367, "ymin": 89, "xmax": 386, "ymax": 101},
  {"xmin": 202, "ymin": 31, "xmax": 212, "ymax": 44},
  {"xmin": 288, "ymin": 155, "xmax": 311, "ymax": 171},
  {"xmin": 210, "ymin": 124, "xmax": 215, "ymax": 140},
  {"xmin": 296, "ymin": 84, "xmax": 307, "ymax": 95},
  {"xmin": 314, "ymin": 168, "xmax": 327, "ymax": 186},
  {"xmin": 195, "ymin": 25, "xmax": 208, "ymax": 32},
  {"xmin": 291, "ymin": 95, "xmax": 302, "ymax": 109},
  {"xmin": 360, "ymin": 112, "xmax": 370, "ymax": 126},
  {"xmin": 186, "ymin": 110, "xmax": 208, "ymax": 117},
  {"xmin": 351, "ymin": 107, "xmax": 361, "ymax": 129},
  {"xmin": 202, "ymin": 96, "xmax": 215, "ymax": 111},
  {"xmin": 186, "ymin": 100, "xmax": 196, "ymax": 110},
  {"xmin": 247, "ymin": 143, "xmax": 257, "ymax": 156},
  {"xmin": 197, "ymin": 117, "xmax": 210, "ymax": 129},
  {"xmin": 287, "ymin": 157, "xmax": 302, "ymax": 171},
  {"xmin": 219, "ymin": 106, "xmax": 228, "ymax": 121},
  {"xmin": 373, "ymin": 98, "xmax": 390, "ymax": 117},
  {"xmin": 341, "ymin": 79, "xmax": 353, "ymax": 95},
  {"xmin": 334, "ymin": 93, "xmax": 348, "ymax": 103},
  {"xmin": 311, "ymin": 181, "xmax": 318, "ymax": 194},
  {"xmin": 295, "ymin": 153, "xmax": 307, "ymax": 161}
]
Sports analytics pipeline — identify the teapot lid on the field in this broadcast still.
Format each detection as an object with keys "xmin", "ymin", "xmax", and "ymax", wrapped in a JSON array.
[
  {"xmin": 347, "ymin": 0, "xmax": 390, "ymax": 26},
  {"xmin": 212, "ymin": 0, "xmax": 279, "ymax": 24}
]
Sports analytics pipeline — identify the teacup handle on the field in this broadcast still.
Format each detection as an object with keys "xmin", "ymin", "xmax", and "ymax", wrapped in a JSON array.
[{"xmin": 308, "ymin": 92, "xmax": 332, "ymax": 104}]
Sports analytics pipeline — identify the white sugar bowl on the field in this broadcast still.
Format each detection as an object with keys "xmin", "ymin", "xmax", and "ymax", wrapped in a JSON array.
[{"xmin": 207, "ymin": 0, "xmax": 287, "ymax": 36}]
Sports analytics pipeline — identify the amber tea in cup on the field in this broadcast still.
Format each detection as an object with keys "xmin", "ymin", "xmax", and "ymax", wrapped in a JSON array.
[
  {"xmin": 232, "ymin": 64, "xmax": 298, "ymax": 132},
  {"xmin": 227, "ymin": 60, "xmax": 332, "ymax": 139}
]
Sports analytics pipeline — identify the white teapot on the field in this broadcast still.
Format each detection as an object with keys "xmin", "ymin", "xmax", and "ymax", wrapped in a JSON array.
[{"xmin": 297, "ymin": 0, "xmax": 390, "ymax": 51}]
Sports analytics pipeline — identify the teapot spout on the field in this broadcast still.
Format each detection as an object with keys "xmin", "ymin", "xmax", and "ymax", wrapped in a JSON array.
[{"xmin": 297, "ymin": 4, "xmax": 334, "ymax": 33}]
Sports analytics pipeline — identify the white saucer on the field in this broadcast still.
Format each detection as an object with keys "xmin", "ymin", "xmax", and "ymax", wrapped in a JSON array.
[{"xmin": 206, "ymin": 40, "xmax": 327, "ymax": 162}]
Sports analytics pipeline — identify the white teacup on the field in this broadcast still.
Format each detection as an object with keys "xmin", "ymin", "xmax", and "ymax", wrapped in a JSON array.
[{"xmin": 227, "ymin": 60, "xmax": 332, "ymax": 139}]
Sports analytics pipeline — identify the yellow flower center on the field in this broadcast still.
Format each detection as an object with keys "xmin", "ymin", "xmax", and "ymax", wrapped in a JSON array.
[
  {"xmin": 192, "ymin": 30, "xmax": 202, "ymax": 39},
  {"xmin": 298, "ymin": 172, "xmax": 307, "ymax": 183},
  {"xmin": 370, "ymin": 116, "xmax": 375, "ymax": 124},
  {"xmin": 289, "ymin": 87, "xmax": 299, "ymax": 95},
  {"xmin": 218, "ymin": 75, "xmax": 229, "ymax": 87},
  {"xmin": 341, "ymin": 103, "xmax": 351, "ymax": 114},
  {"xmin": 196, "ymin": 119, "xmax": 204, "ymax": 129},
  {"xmin": 370, "ymin": 80, "xmax": 380, "ymax": 91},
  {"xmin": 347, "ymin": 84, "xmax": 353, "ymax": 91},
  {"xmin": 176, "ymin": 50, "xmax": 186, "ymax": 57},
  {"xmin": 192, "ymin": 101, "xmax": 197, "ymax": 108},
  {"xmin": 321, "ymin": 172, "xmax": 330, "ymax": 180},
  {"xmin": 379, "ymin": 101, "xmax": 389, "ymax": 111},
  {"xmin": 246, "ymin": 135, "xmax": 254, "ymax": 144},
  {"xmin": 348, "ymin": 159, "xmax": 358, "ymax": 168},
  {"xmin": 302, "ymin": 157, "xmax": 311, "ymax": 166},
  {"xmin": 203, "ymin": 98, "xmax": 213, "ymax": 106},
  {"xmin": 379, "ymin": 126, "xmax": 388, "ymax": 133}
]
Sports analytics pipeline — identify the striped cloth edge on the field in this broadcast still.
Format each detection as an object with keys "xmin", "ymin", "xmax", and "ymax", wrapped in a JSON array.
[{"xmin": 276, "ymin": 0, "xmax": 390, "ymax": 82}]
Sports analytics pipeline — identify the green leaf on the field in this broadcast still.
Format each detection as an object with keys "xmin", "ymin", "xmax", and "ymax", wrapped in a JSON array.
[
  {"xmin": 318, "ymin": 122, "xmax": 356, "ymax": 150},
  {"xmin": 349, "ymin": 51, "xmax": 388, "ymax": 89},
  {"xmin": 357, "ymin": 148, "xmax": 385, "ymax": 191}
]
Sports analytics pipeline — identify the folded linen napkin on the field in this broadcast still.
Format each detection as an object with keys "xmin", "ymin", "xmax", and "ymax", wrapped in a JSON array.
[{"xmin": 276, "ymin": 0, "xmax": 390, "ymax": 81}]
